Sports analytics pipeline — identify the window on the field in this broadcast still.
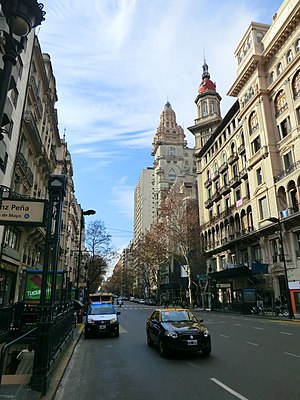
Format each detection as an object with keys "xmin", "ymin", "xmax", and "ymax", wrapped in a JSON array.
[
  {"xmin": 295, "ymin": 39, "xmax": 300, "ymax": 53},
  {"xmin": 168, "ymin": 169, "xmax": 176, "ymax": 181},
  {"xmin": 271, "ymin": 239, "xmax": 279, "ymax": 262},
  {"xmin": 251, "ymin": 135, "xmax": 261, "ymax": 154},
  {"xmin": 202, "ymin": 101, "xmax": 208, "ymax": 117},
  {"xmin": 295, "ymin": 232, "xmax": 300, "ymax": 256},
  {"xmin": 4, "ymin": 227, "xmax": 21, "ymax": 250},
  {"xmin": 11, "ymin": 87, "xmax": 18, "ymax": 108},
  {"xmin": 252, "ymin": 245, "xmax": 262, "ymax": 263},
  {"xmin": 277, "ymin": 63, "xmax": 283, "ymax": 76},
  {"xmin": 283, "ymin": 151, "xmax": 293, "ymax": 170},
  {"xmin": 256, "ymin": 167, "xmax": 263, "ymax": 185},
  {"xmin": 249, "ymin": 111, "xmax": 259, "ymax": 135},
  {"xmin": 167, "ymin": 147, "xmax": 176, "ymax": 156},
  {"xmin": 274, "ymin": 90, "xmax": 287, "ymax": 116},
  {"xmin": 225, "ymin": 197, "xmax": 230, "ymax": 211},
  {"xmin": 223, "ymin": 172, "xmax": 228, "ymax": 186},
  {"xmin": 234, "ymin": 188, "xmax": 241, "ymax": 202},
  {"xmin": 258, "ymin": 196, "xmax": 268, "ymax": 219},
  {"xmin": 278, "ymin": 116, "xmax": 291, "ymax": 139},
  {"xmin": 269, "ymin": 71, "xmax": 275, "ymax": 85},
  {"xmin": 210, "ymin": 101, "xmax": 216, "ymax": 114},
  {"xmin": 292, "ymin": 70, "xmax": 300, "ymax": 99},
  {"xmin": 286, "ymin": 50, "xmax": 293, "ymax": 63}
]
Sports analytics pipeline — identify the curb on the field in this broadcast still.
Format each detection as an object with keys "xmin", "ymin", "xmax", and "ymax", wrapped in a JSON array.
[{"xmin": 40, "ymin": 324, "xmax": 84, "ymax": 400}]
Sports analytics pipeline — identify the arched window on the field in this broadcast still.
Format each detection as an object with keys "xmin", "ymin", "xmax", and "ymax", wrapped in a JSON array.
[
  {"xmin": 292, "ymin": 70, "xmax": 300, "ymax": 98},
  {"xmin": 202, "ymin": 101, "xmax": 208, "ymax": 117},
  {"xmin": 286, "ymin": 50, "xmax": 293, "ymax": 63},
  {"xmin": 210, "ymin": 100, "xmax": 216, "ymax": 114},
  {"xmin": 274, "ymin": 90, "xmax": 287, "ymax": 116},
  {"xmin": 277, "ymin": 63, "xmax": 283, "ymax": 76},
  {"xmin": 168, "ymin": 169, "xmax": 176, "ymax": 181},
  {"xmin": 221, "ymin": 152, "xmax": 226, "ymax": 164},
  {"xmin": 231, "ymin": 142, "xmax": 236, "ymax": 154},
  {"xmin": 295, "ymin": 39, "xmax": 300, "ymax": 53},
  {"xmin": 214, "ymin": 161, "xmax": 218, "ymax": 173},
  {"xmin": 269, "ymin": 71, "xmax": 275, "ymax": 84},
  {"xmin": 249, "ymin": 111, "xmax": 258, "ymax": 135}
]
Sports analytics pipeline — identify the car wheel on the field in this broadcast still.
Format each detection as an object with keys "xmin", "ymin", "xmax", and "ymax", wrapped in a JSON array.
[
  {"xmin": 115, "ymin": 329, "xmax": 119, "ymax": 338},
  {"xmin": 202, "ymin": 346, "xmax": 211, "ymax": 356},
  {"xmin": 146, "ymin": 332, "xmax": 154, "ymax": 347},
  {"xmin": 158, "ymin": 339, "xmax": 168, "ymax": 358}
]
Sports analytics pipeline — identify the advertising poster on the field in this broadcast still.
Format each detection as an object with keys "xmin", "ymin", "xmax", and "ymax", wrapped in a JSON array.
[{"xmin": 24, "ymin": 270, "xmax": 63, "ymax": 303}]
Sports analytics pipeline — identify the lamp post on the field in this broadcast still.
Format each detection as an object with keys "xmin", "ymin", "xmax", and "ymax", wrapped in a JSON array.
[
  {"xmin": 76, "ymin": 208, "xmax": 96, "ymax": 300},
  {"xmin": 0, "ymin": 0, "xmax": 45, "ymax": 137},
  {"xmin": 267, "ymin": 217, "xmax": 294, "ymax": 319}
]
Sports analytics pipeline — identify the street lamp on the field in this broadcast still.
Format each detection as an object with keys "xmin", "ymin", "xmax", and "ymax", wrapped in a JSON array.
[
  {"xmin": 76, "ymin": 208, "xmax": 96, "ymax": 300},
  {"xmin": 267, "ymin": 217, "xmax": 294, "ymax": 319},
  {"xmin": 0, "ymin": 0, "xmax": 45, "ymax": 138}
]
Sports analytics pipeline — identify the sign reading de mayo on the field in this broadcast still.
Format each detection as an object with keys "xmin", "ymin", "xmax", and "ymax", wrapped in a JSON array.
[{"xmin": 0, "ymin": 199, "xmax": 48, "ymax": 226}]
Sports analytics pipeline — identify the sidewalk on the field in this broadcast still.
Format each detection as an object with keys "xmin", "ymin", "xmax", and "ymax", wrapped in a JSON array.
[{"xmin": 0, "ymin": 324, "xmax": 84, "ymax": 400}]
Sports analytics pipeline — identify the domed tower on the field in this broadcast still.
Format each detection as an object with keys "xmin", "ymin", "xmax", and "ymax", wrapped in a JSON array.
[
  {"xmin": 152, "ymin": 101, "xmax": 195, "ymax": 209},
  {"xmin": 188, "ymin": 61, "xmax": 222, "ymax": 151}
]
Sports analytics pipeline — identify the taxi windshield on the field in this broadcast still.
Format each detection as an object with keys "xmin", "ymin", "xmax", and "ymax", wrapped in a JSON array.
[{"xmin": 90, "ymin": 306, "xmax": 115, "ymax": 315}]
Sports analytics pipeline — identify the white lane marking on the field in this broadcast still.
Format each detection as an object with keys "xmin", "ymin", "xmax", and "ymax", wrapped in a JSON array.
[
  {"xmin": 234, "ymin": 323, "xmax": 243, "ymax": 327},
  {"xmin": 253, "ymin": 327, "xmax": 264, "ymax": 330},
  {"xmin": 280, "ymin": 331, "xmax": 292, "ymax": 335},
  {"xmin": 211, "ymin": 378, "xmax": 249, "ymax": 400},
  {"xmin": 119, "ymin": 325, "xmax": 127, "ymax": 333},
  {"xmin": 220, "ymin": 334, "xmax": 229, "ymax": 338},
  {"xmin": 246, "ymin": 341, "xmax": 258, "ymax": 346},
  {"xmin": 284, "ymin": 352, "xmax": 300, "ymax": 358}
]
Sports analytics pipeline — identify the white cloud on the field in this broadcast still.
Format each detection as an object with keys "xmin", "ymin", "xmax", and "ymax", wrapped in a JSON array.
[{"xmin": 38, "ymin": 0, "xmax": 283, "ymax": 250}]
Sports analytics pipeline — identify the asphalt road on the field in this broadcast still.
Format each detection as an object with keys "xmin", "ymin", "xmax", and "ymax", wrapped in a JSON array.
[{"xmin": 55, "ymin": 303, "xmax": 300, "ymax": 400}]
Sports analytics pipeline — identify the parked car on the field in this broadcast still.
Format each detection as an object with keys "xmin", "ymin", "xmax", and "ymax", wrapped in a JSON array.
[
  {"xmin": 84, "ymin": 302, "xmax": 120, "ymax": 338},
  {"xmin": 146, "ymin": 308, "xmax": 211, "ymax": 357}
]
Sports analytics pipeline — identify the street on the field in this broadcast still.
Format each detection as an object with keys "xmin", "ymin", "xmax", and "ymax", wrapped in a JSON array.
[{"xmin": 55, "ymin": 302, "xmax": 300, "ymax": 400}]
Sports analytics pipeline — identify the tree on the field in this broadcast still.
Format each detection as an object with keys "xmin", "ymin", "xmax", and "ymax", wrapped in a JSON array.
[
  {"xmin": 155, "ymin": 190, "xmax": 205, "ymax": 306},
  {"xmin": 85, "ymin": 220, "xmax": 113, "ymax": 293}
]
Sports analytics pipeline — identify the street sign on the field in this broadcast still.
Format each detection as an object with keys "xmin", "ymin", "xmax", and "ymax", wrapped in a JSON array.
[{"xmin": 0, "ymin": 198, "xmax": 48, "ymax": 226}]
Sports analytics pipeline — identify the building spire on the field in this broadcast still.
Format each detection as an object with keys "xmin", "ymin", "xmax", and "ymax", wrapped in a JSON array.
[{"xmin": 202, "ymin": 59, "xmax": 210, "ymax": 80}]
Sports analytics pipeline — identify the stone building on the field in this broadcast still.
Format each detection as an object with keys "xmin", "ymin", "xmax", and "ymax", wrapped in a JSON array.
[
  {"xmin": 0, "ymin": 30, "xmax": 81, "ymax": 305},
  {"xmin": 189, "ymin": 0, "xmax": 300, "ymax": 313}
]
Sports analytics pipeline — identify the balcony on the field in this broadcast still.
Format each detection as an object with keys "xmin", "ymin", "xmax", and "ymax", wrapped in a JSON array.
[
  {"xmin": 219, "ymin": 162, "xmax": 228, "ymax": 173},
  {"xmin": 239, "ymin": 167, "xmax": 248, "ymax": 180},
  {"xmin": 228, "ymin": 152, "xmax": 238, "ymax": 165},
  {"xmin": 220, "ymin": 184, "xmax": 231, "ymax": 195},
  {"xmin": 229, "ymin": 175, "xmax": 241, "ymax": 189},
  {"xmin": 275, "ymin": 103, "xmax": 288, "ymax": 118},
  {"xmin": 211, "ymin": 170, "xmax": 219, "ymax": 181},
  {"xmin": 204, "ymin": 197, "xmax": 213, "ymax": 209},
  {"xmin": 23, "ymin": 111, "xmax": 43, "ymax": 153},
  {"xmin": 212, "ymin": 191, "xmax": 222, "ymax": 202},
  {"xmin": 238, "ymin": 144, "xmax": 245, "ymax": 154},
  {"xmin": 274, "ymin": 160, "xmax": 300, "ymax": 183},
  {"xmin": 16, "ymin": 153, "xmax": 34, "ymax": 187},
  {"xmin": 204, "ymin": 178, "xmax": 212, "ymax": 188}
]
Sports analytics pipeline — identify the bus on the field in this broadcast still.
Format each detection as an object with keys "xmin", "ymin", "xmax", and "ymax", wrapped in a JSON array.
[{"xmin": 89, "ymin": 292, "xmax": 113, "ymax": 304}]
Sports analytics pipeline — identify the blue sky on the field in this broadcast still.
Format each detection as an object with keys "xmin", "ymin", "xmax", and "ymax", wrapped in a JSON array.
[{"xmin": 37, "ymin": 0, "xmax": 283, "ymax": 258}]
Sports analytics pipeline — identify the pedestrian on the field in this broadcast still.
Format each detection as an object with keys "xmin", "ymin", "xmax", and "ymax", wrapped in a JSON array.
[{"xmin": 15, "ymin": 344, "xmax": 35, "ymax": 374}]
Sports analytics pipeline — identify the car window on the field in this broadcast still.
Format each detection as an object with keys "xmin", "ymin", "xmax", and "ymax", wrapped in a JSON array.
[
  {"xmin": 161, "ymin": 310, "xmax": 197, "ymax": 322},
  {"xmin": 89, "ymin": 306, "xmax": 115, "ymax": 315}
]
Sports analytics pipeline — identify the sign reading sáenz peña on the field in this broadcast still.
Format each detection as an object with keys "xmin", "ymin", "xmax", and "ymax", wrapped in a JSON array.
[{"xmin": 0, "ymin": 199, "xmax": 48, "ymax": 226}]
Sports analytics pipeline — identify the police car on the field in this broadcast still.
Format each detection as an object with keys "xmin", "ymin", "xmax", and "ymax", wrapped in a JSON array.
[{"xmin": 84, "ymin": 302, "xmax": 120, "ymax": 338}]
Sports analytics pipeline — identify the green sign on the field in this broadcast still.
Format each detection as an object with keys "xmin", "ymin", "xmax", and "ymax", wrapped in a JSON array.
[{"xmin": 24, "ymin": 270, "xmax": 63, "ymax": 303}]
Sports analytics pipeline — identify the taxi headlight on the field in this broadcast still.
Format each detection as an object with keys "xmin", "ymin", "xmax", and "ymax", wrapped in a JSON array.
[
  {"xmin": 165, "ymin": 331, "xmax": 178, "ymax": 338},
  {"xmin": 88, "ymin": 319, "xmax": 95, "ymax": 325},
  {"xmin": 110, "ymin": 316, "xmax": 117, "ymax": 324},
  {"xmin": 203, "ymin": 329, "xmax": 210, "ymax": 337}
]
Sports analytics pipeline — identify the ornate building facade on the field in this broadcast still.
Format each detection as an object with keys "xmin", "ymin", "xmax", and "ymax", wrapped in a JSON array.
[{"xmin": 189, "ymin": 0, "xmax": 300, "ymax": 313}]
